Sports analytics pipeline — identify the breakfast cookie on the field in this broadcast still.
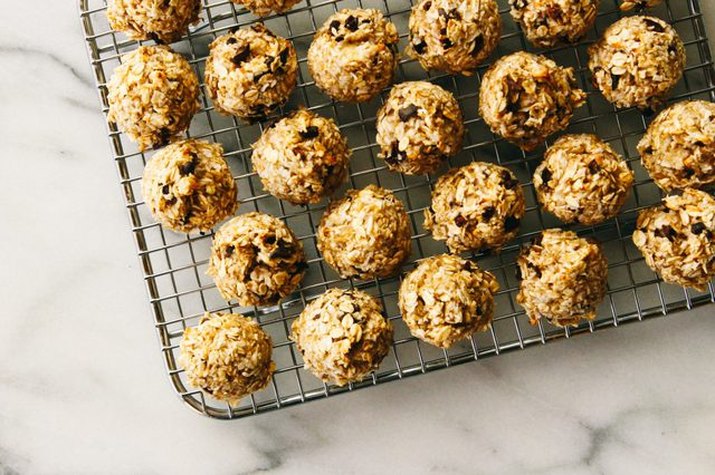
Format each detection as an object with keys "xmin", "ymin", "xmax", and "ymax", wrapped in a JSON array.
[
  {"xmin": 509, "ymin": 0, "xmax": 599, "ymax": 48},
  {"xmin": 107, "ymin": 0, "xmax": 201, "ymax": 44},
  {"xmin": 230, "ymin": 0, "xmax": 300, "ymax": 17}
]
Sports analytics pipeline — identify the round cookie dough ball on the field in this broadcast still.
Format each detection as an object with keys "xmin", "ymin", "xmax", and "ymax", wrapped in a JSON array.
[
  {"xmin": 424, "ymin": 162, "xmax": 526, "ymax": 253},
  {"xmin": 308, "ymin": 9, "xmax": 398, "ymax": 103},
  {"xmin": 516, "ymin": 229, "xmax": 608, "ymax": 327},
  {"xmin": 252, "ymin": 109, "xmax": 351, "ymax": 204},
  {"xmin": 479, "ymin": 52, "xmax": 586, "ymax": 151},
  {"xmin": 230, "ymin": 0, "xmax": 300, "ymax": 17},
  {"xmin": 317, "ymin": 185, "xmax": 412, "ymax": 280},
  {"xmin": 632, "ymin": 189, "xmax": 715, "ymax": 290},
  {"xmin": 107, "ymin": 45, "xmax": 200, "ymax": 151},
  {"xmin": 588, "ymin": 16, "xmax": 685, "ymax": 110},
  {"xmin": 638, "ymin": 100, "xmax": 715, "ymax": 192},
  {"xmin": 207, "ymin": 212, "xmax": 307, "ymax": 306},
  {"xmin": 179, "ymin": 312, "xmax": 274, "ymax": 403},
  {"xmin": 406, "ymin": 0, "xmax": 501, "ymax": 76},
  {"xmin": 107, "ymin": 0, "xmax": 201, "ymax": 44},
  {"xmin": 142, "ymin": 139, "xmax": 237, "ymax": 233},
  {"xmin": 376, "ymin": 81, "xmax": 464, "ymax": 175},
  {"xmin": 291, "ymin": 288, "xmax": 393, "ymax": 386},
  {"xmin": 205, "ymin": 24, "xmax": 298, "ymax": 121},
  {"xmin": 534, "ymin": 134, "xmax": 634, "ymax": 225},
  {"xmin": 399, "ymin": 254, "xmax": 499, "ymax": 349},
  {"xmin": 509, "ymin": 0, "xmax": 599, "ymax": 48},
  {"xmin": 620, "ymin": 0, "xmax": 662, "ymax": 11}
]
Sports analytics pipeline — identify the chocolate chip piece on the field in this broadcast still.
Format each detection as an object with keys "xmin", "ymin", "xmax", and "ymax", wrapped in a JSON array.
[
  {"xmin": 398, "ymin": 104, "xmax": 419, "ymax": 122},
  {"xmin": 225, "ymin": 245, "xmax": 235, "ymax": 257},
  {"xmin": 691, "ymin": 222, "xmax": 706, "ymax": 235},
  {"xmin": 683, "ymin": 167, "xmax": 695, "ymax": 178},
  {"xmin": 413, "ymin": 40, "xmax": 427, "ymax": 54},
  {"xmin": 527, "ymin": 262, "xmax": 542, "ymax": 278},
  {"xmin": 231, "ymin": 46, "xmax": 250, "ymax": 66},
  {"xmin": 441, "ymin": 37, "xmax": 453, "ymax": 49},
  {"xmin": 330, "ymin": 20, "xmax": 341, "ymax": 33},
  {"xmin": 472, "ymin": 34, "xmax": 484, "ymax": 55},
  {"xmin": 504, "ymin": 215, "xmax": 520, "ymax": 232},
  {"xmin": 481, "ymin": 206, "xmax": 496, "ymax": 221},
  {"xmin": 180, "ymin": 156, "xmax": 197, "ymax": 175},
  {"xmin": 454, "ymin": 215, "xmax": 467, "ymax": 227},
  {"xmin": 654, "ymin": 225, "xmax": 677, "ymax": 241},
  {"xmin": 161, "ymin": 184, "xmax": 170, "ymax": 195},
  {"xmin": 299, "ymin": 125, "xmax": 320, "ymax": 139},
  {"xmin": 226, "ymin": 37, "xmax": 237, "ymax": 45},
  {"xmin": 279, "ymin": 47, "xmax": 290, "ymax": 64},
  {"xmin": 228, "ymin": 26, "xmax": 239, "ymax": 34},
  {"xmin": 385, "ymin": 143, "xmax": 406, "ymax": 165},
  {"xmin": 644, "ymin": 18, "xmax": 665, "ymax": 33},
  {"xmin": 344, "ymin": 15, "xmax": 359, "ymax": 32},
  {"xmin": 423, "ymin": 0, "xmax": 432, "ymax": 10},
  {"xmin": 181, "ymin": 211, "xmax": 192, "ymax": 225},
  {"xmin": 335, "ymin": 35, "xmax": 344, "ymax": 42},
  {"xmin": 588, "ymin": 160, "xmax": 600, "ymax": 174},
  {"xmin": 513, "ymin": 0, "xmax": 528, "ymax": 9},
  {"xmin": 611, "ymin": 73, "xmax": 621, "ymax": 90},
  {"xmin": 263, "ymin": 234, "xmax": 276, "ymax": 245},
  {"xmin": 157, "ymin": 127, "xmax": 171, "ymax": 146},
  {"xmin": 540, "ymin": 168, "xmax": 552, "ymax": 186},
  {"xmin": 270, "ymin": 239, "xmax": 296, "ymax": 259},
  {"xmin": 515, "ymin": 265, "xmax": 523, "ymax": 280},
  {"xmin": 643, "ymin": 146, "xmax": 653, "ymax": 155},
  {"xmin": 668, "ymin": 42, "xmax": 678, "ymax": 55},
  {"xmin": 501, "ymin": 170, "xmax": 519, "ymax": 189}
]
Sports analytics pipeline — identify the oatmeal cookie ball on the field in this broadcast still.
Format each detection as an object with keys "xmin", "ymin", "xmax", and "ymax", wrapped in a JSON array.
[
  {"xmin": 142, "ymin": 139, "xmax": 237, "ymax": 233},
  {"xmin": 399, "ymin": 254, "xmax": 499, "ymax": 349},
  {"xmin": 620, "ymin": 0, "xmax": 662, "ymax": 11},
  {"xmin": 479, "ymin": 52, "xmax": 586, "ymax": 151},
  {"xmin": 638, "ymin": 100, "xmax": 715, "ymax": 192},
  {"xmin": 534, "ymin": 134, "xmax": 634, "ymax": 225},
  {"xmin": 376, "ymin": 81, "xmax": 464, "ymax": 175},
  {"xmin": 291, "ymin": 288, "xmax": 393, "ymax": 386},
  {"xmin": 588, "ymin": 16, "xmax": 686, "ymax": 110},
  {"xmin": 406, "ymin": 0, "xmax": 501, "ymax": 76},
  {"xmin": 632, "ymin": 189, "xmax": 715, "ymax": 291},
  {"xmin": 230, "ymin": 0, "xmax": 300, "ymax": 17},
  {"xmin": 317, "ymin": 185, "xmax": 412, "ymax": 280},
  {"xmin": 252, "ymin": 110, "xmax": 351, "ymax": 205},
  {"xmin": 107, "ymin": 0, "xmax": 201, "ymax": 44},
  {"xmin": 509, "ymin": 0, "xmax": 599, "ymax": 48},
  {"xmin": 205, "ymin": 24, "xmax": 298, "ymax": 121},
  {"xmin": 107, "ymin": 45, "xmax": 200, "ymax": 151},
  {"xmin": 308, "ymin": 9, "xmax": 399, "ymax": 103},
  {"xmin": 208, "ymin": 212, "xmax": 307, "ymax": 307},
  {"xmin": 517, "ymin": 229, "xmax": 608, "ymax": 327},
  {"xmin": 179, "ymin": 312, "xmax": 274, "ymax": 403},
  {"xmin": 424, "ymin": 162, "xmax": 526, "ymax": 253}
]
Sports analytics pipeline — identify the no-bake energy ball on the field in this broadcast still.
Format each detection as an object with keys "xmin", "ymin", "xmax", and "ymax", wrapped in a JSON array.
[
  {"xmin": 620, "ymin": 0, "xmax": 662, "ymax": 11},
  {"xmin": 406, "ymin": 0, "xmax": 501, "ymax": 76},
  {"xmin": 516, "ymin": 229, "xmax": 608, "ymax": 327},
  {"xmin": 376, "ymin": 81, "xmax": 464, "ymax": 175},
  {"xmin": 205, "ymin": 24, "xmax": 298, "ymax": 121},
  {"xmin": 107, "ymin": 0, "xmax": 201, "ymax": 44},
  {"xmin": 638, "ymin": 100, "xmax": 715, "ymax": 192},
  {"xmin": 142, "ymin": 139, "xmax": 237, "ymax": 233},
  {"xmin": 479, "ymin": 52, "xmax": 586, "ymax": 151},
  {"xmin": 424, "ymin": 162, "xmax": 526, "ymax": 253},
  {"xmin": 230, "ymin": 0, "xmax": 300, "ymax": 17},
  {"xmin": 317, "ymin": 185, "xmax": 412, "ymax": 280},
  {"xmin": 208, "ymin": 212, "xmax": 307, "ymax": 307},
  {"xmin": 588, "ymin": 16, "xmax": 685, "ymax": 110},
  {"xmin": 308, "ymin": 9, "xmax": 399, "ymax": 103},
  {"xmin": 179, "ymin": 312, "xmax": 275, "ymax": 403},
  {"xmin": 252, "ymin": 109, "xmax": 351, "ymax": 204},
  {"xmin": 509, "ymin": 0, "xmax": 599, "ymax": 48},
  {"xmin": 291, "ymin": 288, "xmax": 393, "ymax": 386},
  {"xmin": 399, "ymin": 254, "xmax": 499, "ymax": 349},
  {"xmin": 533, "ymin": 134, "xmax": 634, "ymax": 225},
  {"xmin": 107, "ymin": 45, "xmax": 200, "ymax": 151},
  {"xmin": 632, "ymin": 189, "xmax": 715, "ymax": 291}
]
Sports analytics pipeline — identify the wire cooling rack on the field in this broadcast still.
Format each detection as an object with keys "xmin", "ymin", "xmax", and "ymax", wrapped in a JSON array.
[{"xmin": 79, "ymin": 0, "xmax": 715, "ymax": 419}]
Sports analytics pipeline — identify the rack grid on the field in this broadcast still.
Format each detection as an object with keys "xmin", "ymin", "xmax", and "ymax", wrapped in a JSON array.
[{"xmin": 79, "ymin": 0, "xmax": 715, "ymax": 419}]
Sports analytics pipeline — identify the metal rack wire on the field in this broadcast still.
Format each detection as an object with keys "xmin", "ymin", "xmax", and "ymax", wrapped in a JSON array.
[{"xmin": 79, "ymin": 0, "xmax": 715, "ymax": 419}]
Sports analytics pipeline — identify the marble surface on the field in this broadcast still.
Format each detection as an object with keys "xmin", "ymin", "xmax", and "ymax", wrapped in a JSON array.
[{"xmin": 1, "ymin": 1, "xmax": 714, "ymax": 473}]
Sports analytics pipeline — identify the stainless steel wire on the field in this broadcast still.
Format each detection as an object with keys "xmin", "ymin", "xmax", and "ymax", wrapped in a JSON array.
[{"xmin": 79, "ymin": 0, "xmax": 715, "ymax": 419}]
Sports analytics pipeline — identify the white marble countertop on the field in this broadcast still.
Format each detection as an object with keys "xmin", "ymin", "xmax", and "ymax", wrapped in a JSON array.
[{"xmin": 1, "ymin": 2, "xmax": 714, "ymax": 473}]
